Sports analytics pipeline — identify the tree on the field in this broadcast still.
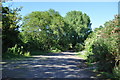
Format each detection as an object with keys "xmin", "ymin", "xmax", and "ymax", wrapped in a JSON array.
[
  {"xmin": 21, "ymin": 9, "xmax": 70, "ymax": 51},
  {"xmin": 49, "ymin": 12, "xmax": 69, "ymax": 50},
  {"xmin": 2, "ymin": 6, "xmax": 22, "ymax": 53},
  {"xmin": 21, "ymin": 9, "xmax": 92, "ymax": 51},
  {"xmin": 64, "ymin": 11, "xmax": 92, "ymax": 48},
  {"xmin": 21, "ymin": 11, "xmax": 51, "ymax": 50}
]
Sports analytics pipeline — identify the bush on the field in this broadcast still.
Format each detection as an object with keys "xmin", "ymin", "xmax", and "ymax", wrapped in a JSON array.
[
  {"xmin": 84, "ymin": 32, "xmax": 97, "ymax": 60},
  {"xmin": 92, "ymin": 39, "xmax": 115, "ymax": 72},
  {"xmin": 74, "ymin": 43, "xmax": 84, "ymax": 52},
  {"xmin": 50, "ymin": 46, "xmax": 61, "ymax": 53},
  {"xmin": 3, "ymin": 44, "xmax": 30, "ymax": 59},
  {"xmin": 50, "ymin": 49, "xmax": 61, "ymax": 53},
  {"xmin": 84, "ymin": 15, "xmax": 120, "ymax": 78},
  {"xmin": 113, "ymin": 62, "xmax": 120, "ymax": 79}
]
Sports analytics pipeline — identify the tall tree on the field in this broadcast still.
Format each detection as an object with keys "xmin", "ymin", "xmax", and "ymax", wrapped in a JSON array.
[
  {"xmin": 2, "ymin": 6, "xmax": 22, "ymax": 52},
  {"xmin": 48, "ymin": 9, "xmax": 69, "ymax": 50},
  {"xmin": 21, "ymin": 9, "xmax": 70, "ymax": 51},
  {"xmin": 64, "ymin": 11, "xmax": 92, "ymax": 47},
  {"xmin": 21, "ymin": 11, "xmax": 51, "ymax": 50}
]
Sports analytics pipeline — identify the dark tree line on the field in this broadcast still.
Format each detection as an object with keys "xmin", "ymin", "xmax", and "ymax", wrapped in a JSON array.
[
  {"xmin": 2, "ymin": 6, "xmax": 92, "ymax": 57},
  {"xmin": 20, "ymin": 9, "xmax": 92, "ymax": 51}
]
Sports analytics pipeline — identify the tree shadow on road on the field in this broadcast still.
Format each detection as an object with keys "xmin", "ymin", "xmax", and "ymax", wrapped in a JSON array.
[{"xmin": 2, "ymin": 52, "xmax": 98, "ymax": 78}]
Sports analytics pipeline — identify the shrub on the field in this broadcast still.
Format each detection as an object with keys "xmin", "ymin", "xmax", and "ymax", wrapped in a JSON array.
[
  {"xmin": 74, "ymin": 43, "xmax": 84, "ymax": 52},
  {"xmin": 3, "ymin": 44, "xmax": 30, "ymax": 59},
  {"xmin": 113, "ymin": 62, "xmax": 120, "ymax": 79},
  {"xmin": 92, "ymin": 39, "xmax": 115, "ymax": 72},
  {"xmin": 84, "ymin": 15, "xmax": 120, "ymax": 78},
  {"xmin": 50, "ymin": 46, "xmax": 62, "ymax": 53}
]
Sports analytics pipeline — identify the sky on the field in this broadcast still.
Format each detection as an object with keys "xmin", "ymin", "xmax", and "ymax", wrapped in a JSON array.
[
  {"xmin": 3, "ymin": 2, "xmax": 118, "ymax": 30},
  {"xmin": 5, "ymin": 0, "xmax": 120, "ymax": 2}
]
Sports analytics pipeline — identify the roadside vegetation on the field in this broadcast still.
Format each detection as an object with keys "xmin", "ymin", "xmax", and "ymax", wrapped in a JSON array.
[
  {"xmin": 77, "ymin": 15, "xmax": 120, "ymax": 79},
  {"xmin": 2, "ymin": 6, "xmax": 91, "ymax": 58},
  {"xmin": 2, "ymin": 2, "xmax": 120, "ymax": 79}
]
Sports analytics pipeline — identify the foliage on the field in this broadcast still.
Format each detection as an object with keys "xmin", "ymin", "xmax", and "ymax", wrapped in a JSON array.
[
  {"xmin": 90, "ymin": 39, "xmax": 115, "ymax": 72},
  {"xmin": 50, "ymin": 48, "xmax": 61, "ymax": 53},
  {"xmin": 2, "ymin": 6, "xmax": 22, "ymax": 53},
  {"xmin": 3, "ymin": 44, "xmax": 30, "ymax": 59},
  {"xmin": 21, "ymin": 9, "xmax": 66, "ymax": 51},
  {"xmin": 2, "ymin": 6, "xmax": 92, "ymax": 59},
  {"xmin": 64, "ymin": 11, "xmax": 92, "ymax": 48},
  {"xmin": 77, "ymin": 51, "xmax": 87, "ymax": 59},
  {"xmin": 84, "ymin": 15, "xmax": 120, "ymax": 78},
  {"xmin": 113, "ymin": 64, "xmax": 120, "ymax": 79},
  {"xmin": 21, "ymin": 9, "xmax": 91, "ymax": 51},
  {"xmin": 2, "ymin": 3, "xmax": 120, "ymax": 79},
  {"xmin": 74, "ymin": 43, "xmax": 84, "ymax": 52}
]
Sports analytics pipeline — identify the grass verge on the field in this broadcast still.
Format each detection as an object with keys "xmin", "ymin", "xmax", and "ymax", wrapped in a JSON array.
[{"xmin": 2, "ymin": 49, "xmax": 62, "ymax": 60}]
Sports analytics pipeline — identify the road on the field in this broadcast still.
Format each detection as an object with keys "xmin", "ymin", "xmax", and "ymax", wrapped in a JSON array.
[{"xmin": 2, "ymin": 51, "xmax": 97, "ymax": 78}]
